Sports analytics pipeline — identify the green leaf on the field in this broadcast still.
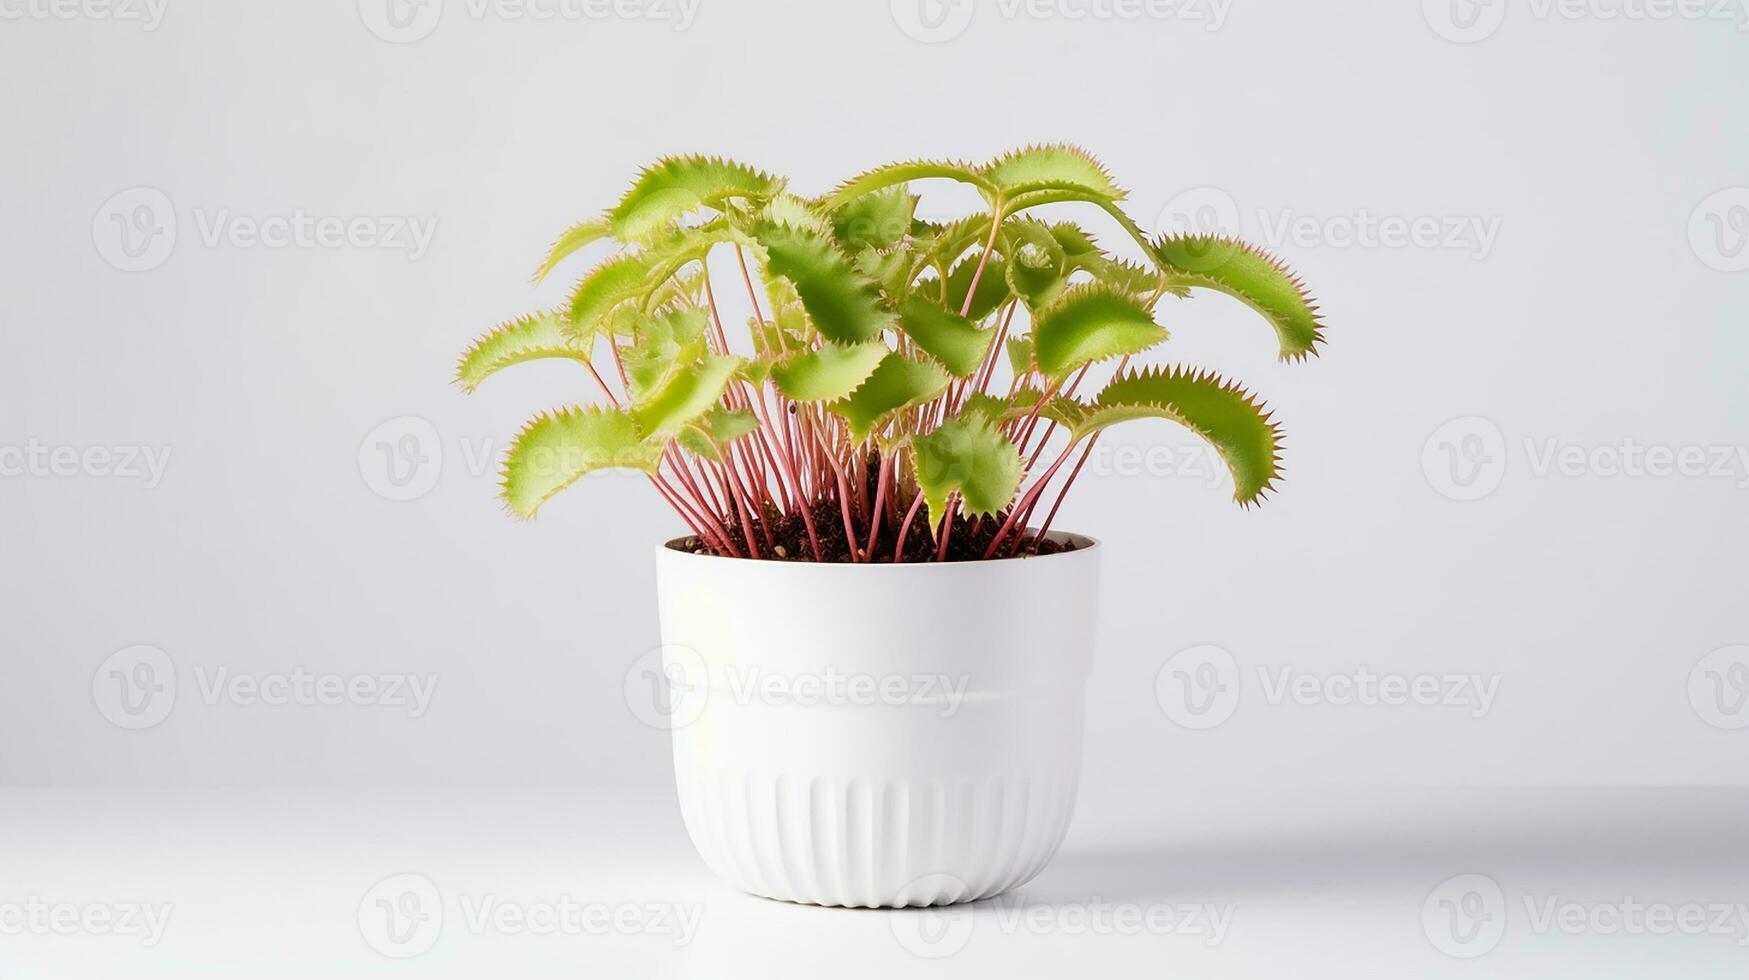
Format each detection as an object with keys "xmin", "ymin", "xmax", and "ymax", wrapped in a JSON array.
[
  {"xmin": 853, "ymin": 245, "xmax": 917, "ymax": 299},
  {"xmin": 609, "ymin": 156, "xmax": 784, "ymax": 242},
  {"xmin": 677, "ymin": 406, "xmax": 759, "ymax": 463},
  {"xmin": 1036, "ymin": 394, "xmax": 1091, "ymax": 430},
  {"xmin": 704, "ymin": 405, "xmax": 759, "ymax": 441},
  {"xmin": 1047, "ymin": 222, "xmax": 1103, "ymax": 258},
  {"xmin": 912, "ymin": 415, "xmax": 1025, "ymax": 530},
  {"xmin": 1006, "ymin": 256, "xmax": 1067, "ymax": 309},
  {"xmin": 648, "ymin": 266, "xmax": 704, "ymax": 312},
  {"xmin": 943, "ymin": 253, "xmax": 1011, "ymax": 321},
  {"xmin": 1005, "ymin": 218, "xmax": 1143, "ymax": 309},
  {"xmin": 622, "ymin": 308, "xmax": 709, "ymax": 401},
  {"xmin": 1011, "ymin": 220, "xmax": 1167, "ymax": 295},
  {"xmin": 758, "ymin": 193, "xmax": 833, "ymax": 236},
  {"xmin": 532, "ymin": 219, "xmax": 610, "ymax": 284},
  {"xmin": 1002, "ymin": 223, "xmax": 1069, "ymax": 309},
  {"xmin": 567, "ymin": 251, "xmax": 659, "ymax": 336},
  {"xmin": 756, "ymin": 222, "xmax": 895, "ymax": 344},
  {"xmin": 567, "ymin": 223, "xmax": 749, "ymax": 335},
  {"xmin": 1089, "ymin": 256, "xmax": 1176, "ymax": 298},
  {"xmin": 921, "ymin": 213, "xmax": 996, "ymax": 268},
  {"xmin": 754, "ymin": 276, "xmax": 809, "ymax": 352},
  {"xmin": 456, "ymin": 311, "xmax": 591, "ymax": 392},
  {"xmin": 736, "ymin": 354, "xmax": 778, "ymax": 386},
  {"xmin": 1154, "ymin": 235, "xmax": 1325, "ymax": 362},
  {"xmin": 962, "ymin": 388, "xmax": 1043, "ymax": 426},
  {"xmin": 822, "ymin": 159, "xmax": 996, "ymax": 211},
  {"xmin": 1031, "ymin": 284, "xmax": 1168, "ymax": 380},
  {"xmin": 829, "ymin": 353, "xmax": 950, "ymax": 443},
  {"xmin": 1074, "ymin": 366, "xmax": 1283, "ymax": 505},
  {"xmin": 674, "ymin": 428, "xmax": 715, "ymax": 462},
  {"xmin": 770, "ymin": 341, "xmax": 889, "ymax": 402},
  {"xmin": 1001, "ymin": 216, "xmax": 1065, "ymax": 254},
  {"xmin": 631, "ymin": 353, "xmax": 743, "ymax": 439},
  {"xmin": 1006, "ymin": 335, "xmax": 1034, "ymax": 376},
  {"xmin": 501, "ymin": 406, "xmax": 661, "ymax": 518},
  {"xmin": 832, "ymin": 187, "xmax": 916, "ymax": 251},
  {"xmin": 1003, "ymin": 188, "xmax": 1157, "ymax": 262},
  {"xmin": 983, "ymin": 144, "xmax": 1125, "ymax": 200},
  {"xmin": 896, "ymin": 294, "xmax": 994, "ymax": 377},
  {"xmin": 961, "ymin": 391, "xmax": 1010, "ymax": 425}
]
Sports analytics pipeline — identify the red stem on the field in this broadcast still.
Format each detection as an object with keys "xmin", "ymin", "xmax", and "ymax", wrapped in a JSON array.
[
  {"xmin": 1031, "ymin": 434, "xmax": 1099, "ymax": 550},
  {"xmin": 983, "ymin": 443, "xmax": 1076, "ymax": 559},
  {"xmin": 863, "ymin": 452, "xmax": 891, "ymax": 558},
  {"xmin": 958, "ymin": 211, "xmax": 1003, "ymax": 318},
  {"xmin": 894, "ymin": 489, "xmax": 927, "ymax": 563},
  {"xmin": 830, "ymin": 462, "xmax": 860, "ymax": 562},
  {"xmin": 650, "ymin": 475, "xmax": 732, "ymax": 555},
  {"xmin": 584, "ymin": 361, "xmax": 621, "ymax": 408},
  {"xmin": 721, "ymin": 457, "xmax": 762, "ymax": 558},
  {"xmin": 974, "ymin": 302, "xmax": 1018, "ymax": 395},
  {"xmin": 934, "ymin": 496, "xmax": 959, "ymax": 561}
]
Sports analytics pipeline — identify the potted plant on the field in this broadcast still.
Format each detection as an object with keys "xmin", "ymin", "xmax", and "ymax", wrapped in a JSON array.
[{"xmin": 458, "ymin": 146, "xmax": 1325, "ymax": 907}]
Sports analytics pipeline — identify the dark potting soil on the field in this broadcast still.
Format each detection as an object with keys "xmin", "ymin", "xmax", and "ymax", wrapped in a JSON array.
[{"xmin": 673, "ymin": 497, "xmax": 1078, "ymax": 564}]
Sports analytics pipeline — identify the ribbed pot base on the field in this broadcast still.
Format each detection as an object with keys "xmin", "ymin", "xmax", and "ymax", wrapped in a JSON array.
[{"xmin": 676, "ymin": 769, "xmax": 1079, "ymax": 908}]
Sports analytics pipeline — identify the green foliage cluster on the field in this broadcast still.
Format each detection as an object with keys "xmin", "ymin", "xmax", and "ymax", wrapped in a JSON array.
[{"xmin": 459, "ymin": 146, "xmax": 1325, "ymax": 561}]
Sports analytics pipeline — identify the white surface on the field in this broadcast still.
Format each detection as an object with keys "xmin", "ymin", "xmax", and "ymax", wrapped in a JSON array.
[{"xmin": 2, "ymin": 787, "xmax": 1746, "ymax": 977}]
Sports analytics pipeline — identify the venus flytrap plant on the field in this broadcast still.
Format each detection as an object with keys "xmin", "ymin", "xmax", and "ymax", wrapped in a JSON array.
[{"xmin": 458, "ymin": 146, "xmax": 1326, "ymax": 562}]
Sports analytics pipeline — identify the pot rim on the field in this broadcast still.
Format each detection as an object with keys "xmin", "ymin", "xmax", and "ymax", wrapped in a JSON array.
[{"xmin": 659, "ymin": 530, "xmax": 1100, "ymax": 568}]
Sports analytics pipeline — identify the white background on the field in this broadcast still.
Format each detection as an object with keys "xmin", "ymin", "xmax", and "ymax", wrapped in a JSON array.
[{"xmin": 2, "ymin": 0, "xmax": 1747, "ymax": 975}]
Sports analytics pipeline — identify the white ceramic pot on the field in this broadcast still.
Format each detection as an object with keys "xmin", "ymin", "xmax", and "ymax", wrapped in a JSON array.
[{"xmin": 653, "ymin": 533, "xmax": 1099, "ymax": 908}]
